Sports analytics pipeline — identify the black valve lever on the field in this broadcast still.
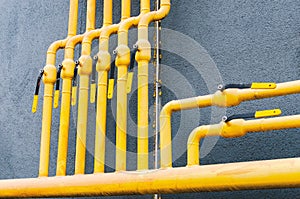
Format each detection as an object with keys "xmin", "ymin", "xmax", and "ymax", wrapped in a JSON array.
[
  {"xmin": 53, "ymin": 64, "xmax": 63, "ymax": 108},
  {"xmin": 127, "ymin": 45, "xmax": 139, "ymax": 93},
  {"xmin": 222, "ymin": 109, "xmax": 281, "ymax": 122},
  {"xmin": 218, "ymin": 82, "xmax": 276, "ymax": 91},
  {"xmin": 71, "ymin": 61, "xmax": 79, "ymax": 106},
  {"xmin": 32, "ymin": 69, "xmax": 44, "ymax": 113},
  {"xmin": 90, "ymin": 55, "xmax": 98, "ymax": 104}
]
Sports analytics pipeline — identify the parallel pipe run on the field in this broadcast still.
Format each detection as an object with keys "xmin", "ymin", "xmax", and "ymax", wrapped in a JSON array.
[
  {"xmin": 187, "ymin": 114, "xmax": 300, "ymax": 166},
  {"xmin": 160, "ymin": 80, "xmax": 300, "ymax": 168},
  {"xmin": 39, "ymin": 0, "xmax": 79, "ymax": 177},
  {"xmin": 75, "ymin": 0, "xmax": 113, "ymax": 175},
  {"xmin": 115, "ymin": 0, "xmax": 150, "ymax": 171},
  {"xmin": 57, "ymin": 0, "xmax": 96, "ymax": 176},
  {"xmin": 1, "ymin": 158, "xmax": 300, "ymax": 197},
  {"xmin": 93, "ymin": 0, "xmax": 131, "ymax": 173},
  {"xmin": 135, "ymin": 0, "xmax": 170, "ymax": 170}
]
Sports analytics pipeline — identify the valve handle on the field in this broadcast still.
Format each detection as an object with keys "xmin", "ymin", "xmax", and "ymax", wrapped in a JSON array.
[
  {"xmin": 71, "ymin": 62, "xmax": 79, "ymax": 106},
  {"xmin": 218, "ymin": 82, "xmax": 276, "ymax": 91},
  {"xmin": 32, "ymin": 69, "xmax": 44, "ymax": 113},
  {"xmin": 90, "ymin": 56, "xmax": 97, "ymax": 104},
  {"xmin": 108, "ymin": 53, "xmax": 116, "ymax": 99},
  {"xmin": 222, "ymin": 109, "xmax": 282, "ymax": 122},
  {"xmin": 53, "ymin": 64, "xmax": 63, "ymax": 108},
  {"xmin": 127, "ymin": 45, "xmax": 138, "ymax": 94}
]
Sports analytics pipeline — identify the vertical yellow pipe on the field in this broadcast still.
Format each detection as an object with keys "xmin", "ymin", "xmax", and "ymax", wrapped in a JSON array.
[
  {"xmin": 135, "ymin": 0, "xmax": 168, "ymax": 170},
  {"xmin": 39, "ymin": 0, "xmax": 79, "ymax": 177},
  {"xmin": 94, "ymin": 0, "xmax": 130, "ymax": 173},
  {"xmin": 57, "ymin": 0, "xmax": 96, "ymax": 176},
  {"xmin": 75, "ymin": 0, "xmax": 113, "ymax": 175},
  {"xmin": 115, "ymin": 0, "xmax": 149, "ymax": 171}
]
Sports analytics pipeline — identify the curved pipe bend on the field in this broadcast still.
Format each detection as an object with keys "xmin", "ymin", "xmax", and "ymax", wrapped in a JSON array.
[
  {"xmin": 160, "ymin": 80, "xmax": 300, "ymax": 168},
  {"xmin": 187, "ymin": 114, "xmax": 300, "ymax": 166}
]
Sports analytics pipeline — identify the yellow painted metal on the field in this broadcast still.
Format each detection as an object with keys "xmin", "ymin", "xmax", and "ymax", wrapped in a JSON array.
[
  {"xmin": 251, "ymin": 82, "xmax": 276, "ymax": 89},
  {"xmin": 74, "ymin": 0, "xmax": 115, "ymax": 174},
  {"xmin": 160, "ymin": 80, "xmax": 300, "ymax": 168},
  {"xmin": 31, "ymin": 95, "xmax": 38, "ymax": 113},
  {"xmin": 57, "ymin": 0, "xmax": 96, "ymax": 176},
  {"xmin": 114, "ymin": 0, "xmax": 150, "ymax": 171},
  {"xmin": 38, "ymin": 0, "xmax": 79, "ymax": 177},
  {"xmin": 107, "ymin": 79, "xmax": 115, "ymax": 99},
  {"xmin": 126, "ymin": 72, "xmax": 134, "ymax": 93},
  {"xmin": 93, "ymin": 0, "xmax": 130, "ymax": 173},
  {"xmin": 1, "ymin": 157, "xmax": 300, "ymax": 197},
  {"xmin": 90, "ymin": 83, "xmax": 96, "ymax": 103},
  {"xmin": 187, "ymin": 114, "xmax": 300, "ymax": 166},
  {"xmin": 135, "ymin": 0, "xmax": 170, "ymax": 170},
  {"xmin": 71, "ymin": 86, "xmax": 77, "ymax": 106},
  {"xmin": 53, "ymin": 90, "xmax": 60, "ymax": 108},
  {"xmin": 255, "ymin": 109, "xmax": 281, "ymax": 118}
]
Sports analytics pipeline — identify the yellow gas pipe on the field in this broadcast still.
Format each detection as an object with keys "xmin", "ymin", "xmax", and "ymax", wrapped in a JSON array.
[
  {"xmin": 187, "ymin": 114, "xmax": 300, "ymax": 166},
  {"xmin": 115, "ymin": 0, "xmax": 150, "ymax": 171},
  {"xmin": 39, "ymin": 0, "xmax": 79, "ymax": 177},
  {"xmin": 93, "ymin": 0, "xmax": 131, "ymax": 173},
  {"xmin": 1, "ymin": 157, "xmax": 300, "ymax": 197},
  {"xmin": 57, "ymin": 0, "xmax": 96, "ymax": 176},
  {"xmin": 135, "ymin": 0, "xmax": 170, "ymax": 170},
  {"xmin": 74, "ymin": 0, "xmax": 113, "ymax": 175},
  {"xmin": 160, "ymin": 80, "xmax": 300, "ymax": 168}
]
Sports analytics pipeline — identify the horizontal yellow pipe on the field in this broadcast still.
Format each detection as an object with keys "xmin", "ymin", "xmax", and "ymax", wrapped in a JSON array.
[
  {"xmin": 160, "ymin": 80, "xmax": 300, "ymax": 168},
  {"xmin": 187, "ymin": 114, "xmax": 300, "ymax": 166},
  {"xmin": 1, "ymin": 158, "xmax": 300, "ymax": 197},
  {"xmin": 39, "ymin": 0, "xmax": 79, "ymax": 177}
]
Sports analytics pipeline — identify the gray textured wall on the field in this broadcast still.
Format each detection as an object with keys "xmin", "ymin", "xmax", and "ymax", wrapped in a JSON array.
[{"xmin": 0, "ymin": 0, "xmax": 300, "ymax": 198}]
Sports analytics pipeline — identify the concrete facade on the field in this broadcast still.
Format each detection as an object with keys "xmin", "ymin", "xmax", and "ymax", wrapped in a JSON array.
[{"xmin": 0, "ymin": 0, "xmax": 299, "ymax": 198}]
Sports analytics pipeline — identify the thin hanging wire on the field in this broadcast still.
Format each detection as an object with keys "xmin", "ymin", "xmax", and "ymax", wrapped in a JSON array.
[{"xmin": 153, "ymin": 0, "xmax": 162, "ymax": 198}]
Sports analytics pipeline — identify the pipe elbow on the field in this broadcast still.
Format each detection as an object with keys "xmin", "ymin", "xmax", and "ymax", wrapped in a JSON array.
[
  {"xmin": 47, "ymin": 40, "xmax": 66, "ymax": 54},
  {"xmin": 43, "ymin": 64, "xmax": 57, "ymax": 84},
  {"xmin": 66, "ymin": 35, "xmax": 82, "ymax": 50},
  {"xmin": 221, "ymin": 120, "xmax": 246, "ymax": 138},
  {"xmin": 115, "ymin": 45, "xmax": 130, "ymax": 67},
  {"xmin": 119, "ymin": 17, "xmax": 139, "ymax": 32},
  {"xmin": 212, "ymin": 90, "xmax": 241, "ymax": 107},
  {"xmin": 82, "ymin": 29, "xmax": 101, "ymax": 45},
  {"xmin": 100, "ymin": 25, "xmax": 119, "ymax": 40},
  {"xmin": 139, "ymin": 13, "xmax": 156, "ymax": 28},
  {"xmin": 138, "ymin": 5, "xmax": 171, "ymax": 28},
  {"xmin": 135, "ymin": 40, "xmax": 151, "ymax": 62},
  {"xmin": 154, "ymin": 5, "xmax": 171, "ymax": 21},
  {"xmin": 78, "ymin": 55, "xmax": 92, "ymax": 75},
  {"xmin": 187, "ymin": 126, "xmax": 208, "ymax": 146},
  {"xmin": 160, "ymin": 101, "xmax": 177, "ymax": 119},
  {"xmin": 61, "ymin": 59, "xmax": 75, "ymax": 79},
  {"xmin": 96, "ymin": 51, "xmax": 111, "ymax": 71}
]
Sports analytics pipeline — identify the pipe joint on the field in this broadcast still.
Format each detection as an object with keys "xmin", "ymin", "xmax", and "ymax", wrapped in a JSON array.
[
  {"xmin": 96, "ymin": 51, "xmax": 111, "ymax": 71},
  {"xmin": 42, "ymin": 64, "xmax": 57, "ymax": 84},
  {"xmin": 115, "ymin": 45, "xmax": 130, "ymax": 67},
  {"xmin": 135, "ymin": 40, "xmax": 151, "ymax": 62},
  {"xmin": 221, "ymin": 120, "xmax": 246, "ymax": 138},
  {"xmin": 78, "ymin": 55, "xmax": 93, "ymax": 75},
  {"xmin": 212, "ymin": 90, "xmax": 241, "ymax": 107},
  {"xmin": 61, "ymin": 59, "xmax": 75, "ymax": 79}
]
